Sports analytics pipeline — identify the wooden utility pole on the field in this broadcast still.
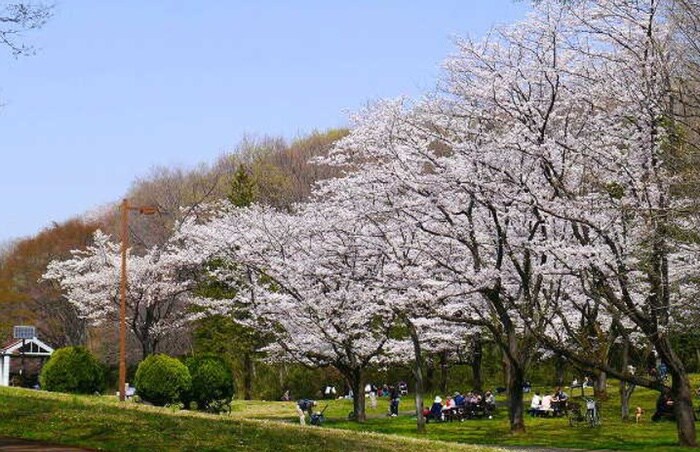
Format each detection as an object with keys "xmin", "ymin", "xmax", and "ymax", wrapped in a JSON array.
[
  {"xmin": 119, "ymin": 198, "xmax": 128, "ymax": 402},
  {"xmin": 119, "ymin": 199, "xmax": 159, "ymax": 402}
]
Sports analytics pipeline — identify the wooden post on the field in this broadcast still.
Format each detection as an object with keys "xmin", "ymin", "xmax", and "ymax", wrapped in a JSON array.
[{"xmin": 119, "ymin": 198, "xmax": 128, "ymax": 402}]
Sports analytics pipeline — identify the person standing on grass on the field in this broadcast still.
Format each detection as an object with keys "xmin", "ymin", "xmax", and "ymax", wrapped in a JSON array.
[
  {"xmin": 296, "ymin": 399, "xmax": 317, "ymax": 425},
  {"xmin": 366, "ymin": 383, "xmax": 378, "ymax": 409},
  {"xmin": 389, "ymin": 385, "xmax": 400, "ymax": 417}
]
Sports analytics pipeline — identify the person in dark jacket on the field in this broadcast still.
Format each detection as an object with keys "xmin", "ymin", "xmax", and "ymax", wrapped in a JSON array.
[
  {"xmin": 389, "ymin": 385, "xmax": 400, "ymax": 416},
  {"xmin": 454, "ymin": 392, "xmax": 466, "ymax": 407},
  {"xmin": 296, "ymin": 399, "xmax": 317, "ymax": 425},
  {"xmin": 428, "ymin": 396, "xmax": 443, "ymax": 422},
  {"xmin": 652, "ymin": 391, "xmax": 674, "ymax": 421}
]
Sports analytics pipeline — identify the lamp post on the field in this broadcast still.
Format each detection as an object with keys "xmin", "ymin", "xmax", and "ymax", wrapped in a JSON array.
[{"xmin": 119, "ymin": 198, "xmax": 159, "ymax": 402}]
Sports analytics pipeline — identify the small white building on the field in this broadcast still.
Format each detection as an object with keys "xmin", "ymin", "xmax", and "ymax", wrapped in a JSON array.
[{"xmin": 0, "ymin": 337, "xmax": 54, "ymax": 386}]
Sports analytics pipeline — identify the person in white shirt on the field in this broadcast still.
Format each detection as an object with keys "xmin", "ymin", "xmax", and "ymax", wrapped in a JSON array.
[
  {"xmin": 365, "ymin": 383, "xmax": 377, "ymax": 409},
  {"xmin": 541, "ymin": 394, "xmax": 554, "ymax": 416},
  {"xmin": 529, "ymin": 392, "xmax": 542, "ymax": 416}
]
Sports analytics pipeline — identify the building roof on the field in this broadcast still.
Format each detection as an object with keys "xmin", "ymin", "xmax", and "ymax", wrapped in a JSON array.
[{"xmin": 0, "ymin": 337, "xmax": 54, "ymax": 356}]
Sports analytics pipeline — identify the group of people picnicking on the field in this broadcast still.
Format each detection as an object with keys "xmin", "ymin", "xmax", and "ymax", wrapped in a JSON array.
[
  {"xmin": 529, "ymin": 387, "xmax": 570, "ymax": 417},
  {"xmin": 424, "ymin": 390, "xmax": 497, "ymax": 422},
  {"xmin": 295, "ymin": 365, "xmax": 698, "ymax": 427}
]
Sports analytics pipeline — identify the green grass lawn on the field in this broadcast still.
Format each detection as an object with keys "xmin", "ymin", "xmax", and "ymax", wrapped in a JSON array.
[
  {"xmin": 0, "ymin": 387, "xmax": 501, "ymax": 452},
  {"xmin": 0, "ymin": 378, "xmax": 698, "ymax": 451},
  {"xmin": 230, "ymin": 377, "xmax": 700, "ymax": 451}
]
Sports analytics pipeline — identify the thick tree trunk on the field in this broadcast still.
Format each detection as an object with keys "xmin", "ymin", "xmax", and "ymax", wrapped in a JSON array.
[
  {"xmin": 620, "ymin": 381, "xmax": 635, "ymax": 421},
  {"xmin": 593, "ymin": 369, "xmax": 608, "ymax": 400},
  {"xmin": 407, "ymin": 320, "xmax": 426, "ymax": 434},
  {"xmin": 141, "ymin": 339, "xmax": 155, "ymax": 359},
  {"xmin": 652, "ymin": 333, "xmax": 697, "ymax": 446},
  {"xmin": 655, "ymin": 339, "xmax": 697, "ymax": 447},
  {"xmin": 619, "ymin": 336, "xmax": 634, "ymax": 421},
  {"xmin": 439, "ymin": 350, "xmax": 449, "ymax": 394},
  {"xmin": 506, "ymin": 358, "xmax": 526, "ymax": 433},
  {"xmin": 502, "ymin": 326, "xmax": 526, "ymax": 433},
  {"xmin": 471, "ymin": 337, "xmax": 483, "ymax": 391},
  {"xmin": 347, "ymin": 368, "xmax": 366, "ymax": 422},
  {"xmin": 426, "ymin": 363, "xmax": 435, "ymax": 393},
  {"xmin": 671, "ymin": 372, "xmax": 697, "ymax": 447},
  {"xmin": 243, "ymin": 352, "xmax": 254, "ymax": 400},
  {"xmin": 554, "ymin": 354, "xmax": 566, "ymax": 387}
]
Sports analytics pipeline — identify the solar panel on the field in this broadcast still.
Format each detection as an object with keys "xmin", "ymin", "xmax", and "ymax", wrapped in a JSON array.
[{"xmin": 13, "ymin": 325, "xmax": 36, "ymax": 340}]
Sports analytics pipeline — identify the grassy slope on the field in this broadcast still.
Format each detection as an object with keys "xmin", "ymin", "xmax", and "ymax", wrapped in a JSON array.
[
  {"xmin": 0, "ymin": 387, "xmax": 501, "ymax": 452},
  {"xmin": 1, "ymin": 377, "xmax": 698, "ymax": 451}
]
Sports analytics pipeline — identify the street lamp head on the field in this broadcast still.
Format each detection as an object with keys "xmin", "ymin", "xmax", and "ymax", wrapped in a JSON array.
[{"xmin": 138, "ymin": 206, "xmax": 159, "ymax": 215}]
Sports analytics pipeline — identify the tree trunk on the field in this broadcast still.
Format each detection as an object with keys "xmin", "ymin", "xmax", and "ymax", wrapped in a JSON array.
[
  {"xmin": 502, "ymin": 325, "xmax": 526, "ymax": 433},
  {"xmin": 407, "ymin": 320, "xmax": 426, "ymax": 434},
  {"xmin": 619, "ymin": 331, "xmax": 635, "ymax": 420},
  {"xmin": 505, "ymin": 357, "xmax": 526, "ymax": 433},
  {"xmin": 646, "ymin": 221, "xmax": 697, "ymax": 446},
  {"xmin": 347, "ymin": 368, "xmax": 366, "ymax": 422},
  {"xmin": 554, "ymin": 354, "xmax": 566, "ymax": 387},
  {"xmin": 426, "ymin": 363, "xmax": 435, "ymax": 393},
  {"xmin": 620, "ymin": 381, "xmax": 635, "ymax": 421},
  {"xmin": 619, "ymin": 335, "xmax": 634, "ymax": 421},
  {"xmin": 243, "ymin": 352, "xmax": 254, "ymax": 400},
  {"xmin": 439, "ymin": 350, "xmax": 449, "ymax": 394},
  {"xmin": 141, "ymin": 338, "xmax": 155, "ymax": 359},
  {"xmin": 593, "ymin": 369, "xmax": 608, "ymax": 400},
  {"xmin": 471, "ymin": 336, "xmax": 483, "ymax": 391},
  {"xmin": 656, "ymin": 339, "xmax": 697, "ymax": 447},
  {"xmin": 671, "ymin": 371, "xmax": 697, "ymax": 447}
]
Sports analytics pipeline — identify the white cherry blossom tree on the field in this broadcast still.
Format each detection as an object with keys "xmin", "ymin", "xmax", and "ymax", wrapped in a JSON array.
[
  {"xmin": 43, "ymin": 230, "xmax": 199, "ymax": 358},
  {"xmin": 177, "ymin": 203, "xmax": 398, "ymax": 422}
]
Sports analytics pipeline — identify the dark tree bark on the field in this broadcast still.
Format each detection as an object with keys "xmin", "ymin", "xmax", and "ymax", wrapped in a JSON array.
[
  {"xmin": 346, "ymin": 367, "xmax": 366, "ymax": 422},
  {"xmin": 471, "ymin": 336, "xmax": 483, "ymax": 391},
  {"xmin": 618, "ymin": 324, "xmax": 635, "ymax": 421},
  {"xmin": 243, "ymin": 352, "xmax": 254, "ymax": 400},
  {"xmin": 407, "ymin": 320, "xmax": 426, "ymax": 434},
  {"xmin": 593, "ymin": 369, "xmax": 608, "ymax": 400},
  {"xmin": 656, "ymin": 338, "xmax": 697, "ymax": 447},
  {"xmin": 439, "ymin": 350, "xmax": 449, "ymax": 394},
  {"xmin": 426, "ymin": 363, "xmax": 435, "ymax": 393},
  {"xmin": 554, "ymin": 354, "xmax": 566, "ymax": 387},
  {"xmin": 506, "ymin": 357, "xmax": 526, "ymax": 433}
]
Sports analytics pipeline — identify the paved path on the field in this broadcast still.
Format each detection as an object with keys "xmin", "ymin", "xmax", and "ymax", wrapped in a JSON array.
[{"xmin": 0, "ymin": 437, "xmax": 93, "ymax": 451}]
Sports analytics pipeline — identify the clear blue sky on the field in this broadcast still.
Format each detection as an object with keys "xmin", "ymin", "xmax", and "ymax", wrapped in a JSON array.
[{"xmin": 0, "ymin": 0, "xmax": 529, "ymax": 243}]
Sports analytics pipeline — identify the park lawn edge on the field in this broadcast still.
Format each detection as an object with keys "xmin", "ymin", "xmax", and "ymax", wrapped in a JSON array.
[{"xmin": 0, "ymin": 387, "xmax": 504, "ymax": 452}]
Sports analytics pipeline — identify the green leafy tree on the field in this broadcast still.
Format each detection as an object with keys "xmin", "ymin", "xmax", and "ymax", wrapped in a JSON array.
[
  {"xmin": 189, "ymin": 164, "xmax": 273, "ymax": 400},
  {"xmin": 134, "ymin": 354, "xmax": 191, "ymax": 406},
  {"xmin": 228, "ymin": 164, "xmax": 257, "ymax": 207},
  {"xmin": 39, "ymin": 346, "xmax": 104, "ymax": 394},
  {"xmin": 184, "ymin": 354, "xmax": 234, "ymax": 412}
]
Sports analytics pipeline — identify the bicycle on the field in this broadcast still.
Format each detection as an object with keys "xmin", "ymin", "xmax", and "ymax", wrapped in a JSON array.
[{"xmin": 584, "ymin": 398, "xmax": 601, "ymax": 427}]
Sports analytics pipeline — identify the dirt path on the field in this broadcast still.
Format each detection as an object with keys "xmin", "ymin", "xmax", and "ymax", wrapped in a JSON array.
[{"xmin": 0, "ymin": 437, "xmax": 93, "ymax": 451}]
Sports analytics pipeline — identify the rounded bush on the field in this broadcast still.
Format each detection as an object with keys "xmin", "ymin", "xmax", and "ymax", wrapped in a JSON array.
[
  {"xmin": 185, "ymin": 355, "xmax": 234, "ymax": 412},
  {"xmin": 39, "ymin": 346, "xmax": 104, "ymax": 394},
  {"xmin": 134, "ymin": 354, "xmax": 191, "ymax": 406}
]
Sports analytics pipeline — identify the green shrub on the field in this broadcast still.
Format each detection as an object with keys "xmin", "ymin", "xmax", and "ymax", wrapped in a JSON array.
[
  {"xmin": 185, "ymin": 355, "xmax": 234, "ymax": 412},
  {"xmin": 39, "ymin": 346, "xmax": 104, "ymax": 394},
  {"xmin": 134, "ymin": 354, "xmax": 191, "ymax": 406}
]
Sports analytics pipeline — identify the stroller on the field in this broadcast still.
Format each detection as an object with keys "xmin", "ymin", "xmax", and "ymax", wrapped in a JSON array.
[
  {"xmin": 310, "ymin": 405, "xmax": 329, "ymax": 426},
  {"xmin": 568, "ymin": 398, "xmax": 600, "ymax": 427}
]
